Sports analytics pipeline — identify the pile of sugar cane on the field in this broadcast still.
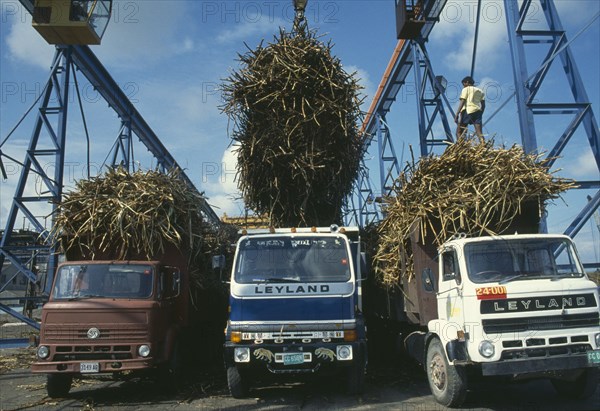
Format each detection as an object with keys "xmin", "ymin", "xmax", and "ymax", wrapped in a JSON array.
[
  {"xmin": 373, "ymin": 137, "xmax": 575, "ymax": 286},
  {"xmin": 221, "ymin": 25, "xmax": 364, "ymax": 226},
  {"xmin": 52, "ymin": 167, "xmax": 235, "ymax": 288}
]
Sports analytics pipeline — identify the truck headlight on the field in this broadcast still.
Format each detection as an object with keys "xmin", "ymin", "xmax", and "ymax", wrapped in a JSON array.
[
  {"xmin": 138, "ymin": 345, "xmax": 151, "ymax": 358},
  {"xmin": 595, "ymin": 333, "xmax": 600, "ymax": 348},
  {"xmin": 37, "ymin": 345, "xmax": 49, "ymax": 359},
  {"xmin": 336, "ymin": 345, "xmax": 353, "ymax": 361},
  {"xmin": 479, "ymin": 340, "xmax": 495, "ymax": 358},
  {"xmin": 234, "ymin": 347, "xmax": 250, "ymax": 363}
]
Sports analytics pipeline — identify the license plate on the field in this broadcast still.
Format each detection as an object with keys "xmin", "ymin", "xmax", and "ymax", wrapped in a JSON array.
[
  {"xmin": 80, "ymin": 362, "xmax": 99, "ymax": 373},
  {"xmin": 283, "ymin": 353, "xmax": 304, "ymax": 365},
  {"xmin": 587, "ymin": 350, "xmax": 600, "ymax": 364}
]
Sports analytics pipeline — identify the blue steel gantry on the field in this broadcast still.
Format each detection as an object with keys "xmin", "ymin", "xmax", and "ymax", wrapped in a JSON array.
[
  {"xmin": 345, "ymin": 0, "xmax": 600, "ymax": 258},
  {"xmin": 1, "ymin": 0, "xmax": 599, "ymax": 347},
  {"xmin": 0, "ymin": 0, "xmax": 221, "ymax": 346}
]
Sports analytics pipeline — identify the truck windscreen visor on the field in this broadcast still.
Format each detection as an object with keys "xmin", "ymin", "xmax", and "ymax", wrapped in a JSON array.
[
  {"xmin": 465, "ymin": 238, "xmax": 585, "ymax": 284},
  {"xmin": 235, "ymin": 236, "xmax": 351, "ymax": 283},
  {"xmin": 53, "ymin": 264, "xmax": 154, "ymax": 299}
]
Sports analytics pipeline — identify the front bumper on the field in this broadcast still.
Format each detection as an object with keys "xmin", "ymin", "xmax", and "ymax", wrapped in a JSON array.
[
  {"xmin": 224, "ymin": 341, "xmax": 366, "ymax": 374},
  {"xmin": 481, "ymin": 351, "xmax": 599, "ymax": 376},
  {"xmin": 31, "ymin": 357, "xmax": 156, "ymax": 374},
  {"xmin": 31, "ymin": 343, "xmax": 159, "ymax": 374}
]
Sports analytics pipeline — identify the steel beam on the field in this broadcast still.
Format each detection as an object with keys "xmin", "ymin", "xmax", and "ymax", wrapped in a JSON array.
[{"xmin": 504, "ymin": 0, "xmax": 600, "ymax": 240}]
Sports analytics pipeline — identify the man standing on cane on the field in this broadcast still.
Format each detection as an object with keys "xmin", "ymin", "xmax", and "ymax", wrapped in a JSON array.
[{"xmin": 455, "ymin": 76, "xmax": 485, "ymax": 139}]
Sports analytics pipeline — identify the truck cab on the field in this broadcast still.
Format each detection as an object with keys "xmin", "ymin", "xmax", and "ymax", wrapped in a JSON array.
[
  {"xmin": 223, "ymin": 226, "xmax": 368, "ymax": 397},
  {"xmin": 419, "ymin": 234, "xmax": 600, "ymax": 406},
  {"xmin": 32, "ymin": 260, "xmax": 186, "ymax": 397}
]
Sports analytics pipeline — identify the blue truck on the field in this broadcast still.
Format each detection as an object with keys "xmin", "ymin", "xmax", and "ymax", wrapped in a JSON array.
[{"xmin": 223, "ymin": 226, "xmax": 368, "ymax": 397}]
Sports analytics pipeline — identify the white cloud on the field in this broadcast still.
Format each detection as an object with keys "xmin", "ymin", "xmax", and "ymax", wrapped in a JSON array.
[
  {"xmin": 554, "ymin": 0, "xmax": 600, "ymax": 25},
  {"xmin": 5, "ymin": 13, "xmax": 55, "ymax": 70},
  {"xmin": 566, "ymin": 149, "xmax": 600, "ymax": 178},
  {"xmin": 216, "ymin": 18, "xmax": 284, "ymax": 44},
  {"xmin": 435, "ymin": 1, "xmax": 508, "ymax": 72},
  {"xmin": 203, "ymin": 144, "xmax": 243, "ymax": 217},
  {"xmin": 345, "ymin": 65, "xmax": 374, "ymax": 110},
  {"xmin": 93, "ymin": 1, "xmax": 189, "ymax": 68},
  {"xmin": 2, "ymin": 1, "xmax": 189, "ymax": 70}
]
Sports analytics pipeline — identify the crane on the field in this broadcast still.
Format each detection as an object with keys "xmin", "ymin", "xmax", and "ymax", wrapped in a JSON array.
[
  {"xmin": 2, "ymin": 0, "xmax": 597, "ymax": 348},
  {"xmin": 0, "ymin": 0, "xmax": 222, "ymax": 346},
  {"xmin": 345, "ymin": 0, "xmax": 600, "ymax": 260},
  {"xmin": 31, "ymin": 0, "xmax": 112, "ymax": 45}
]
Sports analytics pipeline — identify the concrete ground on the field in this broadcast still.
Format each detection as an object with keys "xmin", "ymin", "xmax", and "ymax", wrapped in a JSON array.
[{"xmin": 1, "ymin": 310, "xmax": 599, "ymax": 410}]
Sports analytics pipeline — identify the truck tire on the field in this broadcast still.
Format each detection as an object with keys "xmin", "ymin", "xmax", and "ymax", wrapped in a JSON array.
[
  {"xmin": 347, "ymin": 353, "xmax": 366, "ymax": 394},
  {"xmin": 226, "ymin": 366, "xmax": 249, "ymax": 398},
  {"xmin": 158, "ymin": 340, "xmax": 184, "ymax": 393},
  {"xmin": 426, "ymin": 338, "xmax": 467, "ymax": 407},
  {"xmin": 347, "ymin": 360, "xmax": 365, "ymax": 395},
  {"xmin": 46, "ymin": 374, "xmax": 73, "ymax": 398},
  {"xmin": 551, "ymin": 367, "xmax": 599, "ymax": 399}
]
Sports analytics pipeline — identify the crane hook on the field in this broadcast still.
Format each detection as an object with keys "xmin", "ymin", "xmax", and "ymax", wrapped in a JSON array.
[{"xmin": 293, "ymin": 0, "xmax": 308, "ymax": 26}]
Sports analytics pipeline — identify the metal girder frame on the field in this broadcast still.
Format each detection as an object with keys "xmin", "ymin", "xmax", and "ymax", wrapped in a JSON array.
[
  {"xmin": 362, "ymin": 0, "xmax": 449, "ymax": 138},
  {"xmin": 346, "ymin": 0, "xmax": 450, "ymax": 225},
  {"xmin": 0, "ymin": 1, "xmax": 223, "ymax": 339},
  {"xmin": 343, "ymin": 160, "xmax": 380, "ymax": 228},
  {"xmin": 411, "ymin": 40, "xmax": 454, "ymax": 157},
  {"xmin": 67, "ymin": 46, "xmax": 220, "ymax": 225},
  {"xmin": 504, "ymin": 0, "xmax": 600, "ymax": 239},
  {"xmin": 108, "ymin": 120, "xmax": 134, "ymax": 171},
  {"xmin": 376, "ymin": 115, "xmax": 402, "ymax": 197},
  {"xmin": 16, "ymin": 0, "xmax": 220, "ymax": 226},
  {"xmin": 0, "ymin": 48, "xmax": 71, "ymax": 333}
]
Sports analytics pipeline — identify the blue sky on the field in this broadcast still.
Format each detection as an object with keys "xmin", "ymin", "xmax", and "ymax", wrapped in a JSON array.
[{"xmin": 1, "ymin": 0, "xmax": 599, "ymax": 262}]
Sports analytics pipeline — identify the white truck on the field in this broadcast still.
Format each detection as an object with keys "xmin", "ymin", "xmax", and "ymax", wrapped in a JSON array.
[{"xmin": 376, "ymin": 233, "xmax": 600, "ymax": 407}]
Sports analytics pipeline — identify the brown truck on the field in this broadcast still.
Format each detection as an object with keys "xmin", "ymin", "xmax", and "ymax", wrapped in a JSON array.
[{"xmin": 31, "ymin": 247, "xmax": 226, "ymax": 397}]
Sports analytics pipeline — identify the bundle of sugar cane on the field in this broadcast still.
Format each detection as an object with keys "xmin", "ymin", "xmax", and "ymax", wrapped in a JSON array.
[
  {"xmin": 51, "ymin": 167, "xmax": 236, "ymax": 288},
  {"xmin": 373, "ymin": 137, "xmax": 576, "ymax": 287},
  {"xmin": 52, "ymin": 167, "xmax": 205, "ymax": 258},
  {"xmin": 221, "ymin": 25, "xmax": 364, "ymax": 227}
]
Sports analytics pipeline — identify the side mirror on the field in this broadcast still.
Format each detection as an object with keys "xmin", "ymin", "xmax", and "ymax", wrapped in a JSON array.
[
  {"xmin": 172, "ymin": 270, "xmax": 181, "ymax": 298},
  {"xmin": 212, "ymin": 255, "xmax": 229, "ymax": 283},
  {"xmin": 422, "ymin": 267, "xmax": 436, "ymax": 293},
  {"xmin": 212, "ymin": 255, "xmax": 225, "ymax": 270},
  {"xmin": 359, "ymin": 252, "xmax": 369, "ymax": 280}
]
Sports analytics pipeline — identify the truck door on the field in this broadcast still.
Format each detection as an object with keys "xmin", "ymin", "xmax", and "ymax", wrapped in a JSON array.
[
  {"xmin": 436, "ymin": 250, "xmax": 465, "ymax": 327},
  {"xmin": 157, "ymin": 267, "xmax": 181, "ymax": 356}
]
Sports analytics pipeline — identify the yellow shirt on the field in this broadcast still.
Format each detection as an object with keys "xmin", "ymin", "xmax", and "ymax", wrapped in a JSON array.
[{"xmin": 460, "ymin": 86, "xmax": 485, "ymax": 114}]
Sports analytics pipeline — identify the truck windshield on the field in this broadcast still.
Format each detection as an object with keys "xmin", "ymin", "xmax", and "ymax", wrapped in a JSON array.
[
  {"xmin": 234, "ymin": 235, "xmax": 351, "ymax": 284},
  {"xmin": 53, "ymin": 264, "xmax": 154, "ymax": 299},
  {"xmin": 465, "ymin": 238, "xmax": 585, "ymax": 284}
]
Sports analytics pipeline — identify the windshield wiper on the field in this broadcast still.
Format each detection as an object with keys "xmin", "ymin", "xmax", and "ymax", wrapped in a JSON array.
[
  {"xmin": 499, "ymin": 274, "xmax": 527, "ymax": 285},
  {"xmin": 550, "ymin": 273, "xmax": 580, "ymax": 281},
  {"xmin": 68, "ymin": 294, "xmax": 105, "ymax": 301},
  {"xmin": 255, "ymin": 277, "xmax": 301, "ymax": 283}
]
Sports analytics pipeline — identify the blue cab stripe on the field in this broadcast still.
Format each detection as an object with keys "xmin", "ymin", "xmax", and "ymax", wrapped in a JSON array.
[{"xmin": 229, "ymin": 296, "xmax": 354, "ymax": 321}]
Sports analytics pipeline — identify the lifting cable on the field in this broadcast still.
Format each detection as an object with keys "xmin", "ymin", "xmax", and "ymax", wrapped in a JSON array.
[
  {"xmin": 470, "ymin": 0, "xmax": 482, "ymax": 80},
  {"xmin": 72, "ymin": 62, "xmax": 92, "ymax": 179},
  {"xmin": 0, "ymin": 78, "xmax": 50, "ymax": 180}
]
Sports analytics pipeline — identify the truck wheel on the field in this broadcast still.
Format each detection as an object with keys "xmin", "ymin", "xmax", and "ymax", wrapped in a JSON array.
[
  {"xmin": 160, "ymin": 341, "xmax": 184, "ymax": 393},
  {"xmin": 226, "ymin": 366, "xmax": 249, "ymax": 398},
  {"xmin": 426, "ymin": 338, "xmax": 467, "ymax": 407},
  {"xmin": 46, "ymin": 374, "xmax": 73, "ymax": 398},
  {"xmin": 346, "ymin": 354, "xmax": 366, "ymax": 394},
  {"xmin": 551, "ymin": 368, "xmax": 599, "ymax": 399}
]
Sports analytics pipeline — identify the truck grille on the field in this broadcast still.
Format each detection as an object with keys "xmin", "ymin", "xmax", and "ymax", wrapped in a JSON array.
[
  {"xmin": 44, "ymin": 325, "xmax": 148, "ymax": 342},
  {"xmin": 53, "ymin": 345, "xmax": 133, "ymax": 361},
  {"xmin": 482, "ymin": 312, "xmax": 599, "ymax": 334},
  {"xmin": 500, "ymin": 343, "xmax": 592, "ymax": 360}
]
